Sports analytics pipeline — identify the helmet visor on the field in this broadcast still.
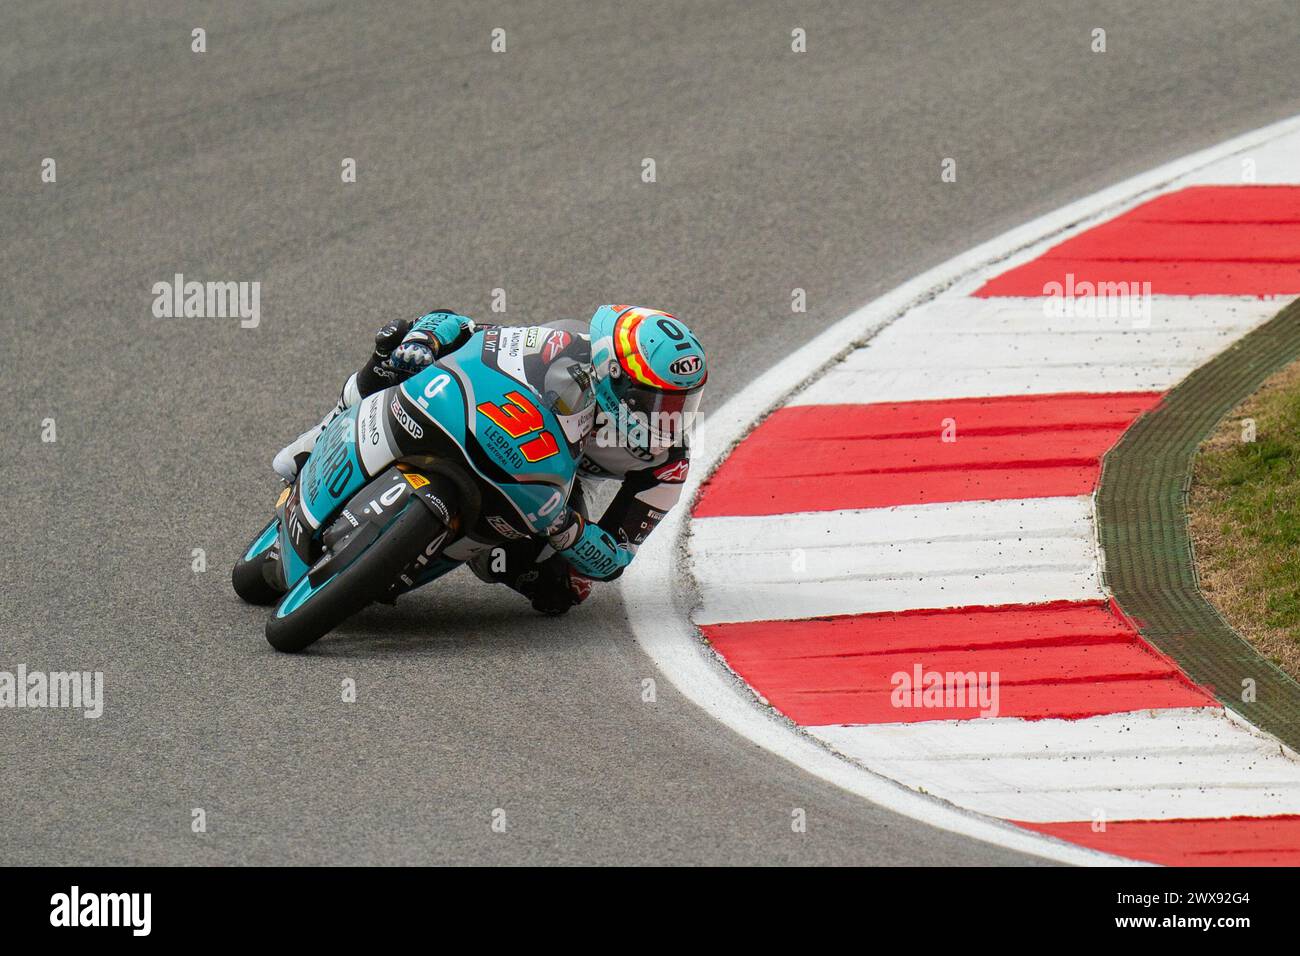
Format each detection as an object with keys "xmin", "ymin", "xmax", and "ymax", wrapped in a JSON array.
[{"xmin": 613, "ymin": 379, "xmax": 702, "ymax": 449}]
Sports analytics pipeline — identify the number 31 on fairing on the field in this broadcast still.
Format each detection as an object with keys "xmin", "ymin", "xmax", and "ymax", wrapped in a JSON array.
[{"xmin": 476, "ymin": 391, "xmax": 560, "ymax": 463}]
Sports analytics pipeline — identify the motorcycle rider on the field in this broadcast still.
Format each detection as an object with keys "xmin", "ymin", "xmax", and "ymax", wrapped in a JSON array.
[{"xmin": 272, "ymin": 304, "xmax": 707, "ymax": 615}]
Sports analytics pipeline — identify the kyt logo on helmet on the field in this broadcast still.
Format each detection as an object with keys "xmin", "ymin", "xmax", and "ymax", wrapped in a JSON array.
[{"xmin": 587, "ymin": 305, "xmax": 708, "ymax": 451}]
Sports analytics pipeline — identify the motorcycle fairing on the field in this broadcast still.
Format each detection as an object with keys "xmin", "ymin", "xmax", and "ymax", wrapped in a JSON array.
[{"xmin": 398, "ymin": 335, "xmax": 578, "ymax": 535}]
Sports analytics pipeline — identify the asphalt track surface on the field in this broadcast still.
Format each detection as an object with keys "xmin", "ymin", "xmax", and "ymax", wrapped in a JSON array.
[{"xmin": 3, "ymin": 1, "xmax": 1299, "ymax": 865}]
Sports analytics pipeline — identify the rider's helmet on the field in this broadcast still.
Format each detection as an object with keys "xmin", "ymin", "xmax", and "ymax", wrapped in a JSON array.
[
  {"xmin": 587, "ymin": 305, "xmax": 707, "ymax": 453},
  {"xmin": 533, "ymin": 320, "xmax": 598, "ymax": 455}
]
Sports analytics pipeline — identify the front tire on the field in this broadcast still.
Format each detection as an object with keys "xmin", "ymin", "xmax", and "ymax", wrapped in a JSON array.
[
  {"xmin": 265, "ymin": 502, "xmax": 441, "ymax": 653},
  {"xmin": 233, "ymin": 518, "xmax": 284, "ymax": 606}
]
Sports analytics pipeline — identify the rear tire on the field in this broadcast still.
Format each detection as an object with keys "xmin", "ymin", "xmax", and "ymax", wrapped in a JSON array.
[
  {"xmin": 233, "ymin": 518, "xmax": 284, "ymax": 606},
  {"xmin": 265, "ymin": 503, "xmax": 441, "ymax": 653}
]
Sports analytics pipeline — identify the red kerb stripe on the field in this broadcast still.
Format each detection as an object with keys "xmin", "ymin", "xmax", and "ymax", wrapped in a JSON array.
[
  {"xmin": 1017, "ymin": 816, "xmax": 1300, "ymax": 867},
  {"xmin": 700, "ymin": 601, "xmax": 1213, "ymax": 725},
  {"xmin": 976, "ymin": 185, "xmax": 1300, "ymax": 297},
  {"xmin": 694, "ymin": 392, "xmax": 1161, "ymax": 517}
]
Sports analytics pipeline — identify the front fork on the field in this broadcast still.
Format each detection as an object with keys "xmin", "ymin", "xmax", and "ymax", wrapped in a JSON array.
[{"xmin": 303, "ymin": 464, "xmax": 461, "ymax": 590}]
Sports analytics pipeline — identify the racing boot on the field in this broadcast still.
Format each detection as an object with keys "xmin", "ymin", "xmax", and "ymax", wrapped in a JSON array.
[{"xmin": 271, "ymin": 402, "xmax": 343, "ymax": 481}]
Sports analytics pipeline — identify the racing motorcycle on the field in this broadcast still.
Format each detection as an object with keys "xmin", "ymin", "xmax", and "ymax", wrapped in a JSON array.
[{"xmin": 232, "ymin": 322, "xmax": 593, "ymax": 652}]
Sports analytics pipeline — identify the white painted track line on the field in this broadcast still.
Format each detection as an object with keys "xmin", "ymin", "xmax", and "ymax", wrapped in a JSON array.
[{"xmin": 1182, "ymin": 127, "xmax": 1300, "ymax": 185}]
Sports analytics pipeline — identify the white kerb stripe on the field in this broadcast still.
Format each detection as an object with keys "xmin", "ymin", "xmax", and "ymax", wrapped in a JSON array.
[
  {"xmin": 691, "ymin": 496, "xmax": 1102, "ymax": 625},
  {"xmin": 810, "ymin": 708, "xmax": 1300, "ymax": 823},
  {"xmin": 792, "ymin": 296, "xmax": 1283, "ymax": 406}
]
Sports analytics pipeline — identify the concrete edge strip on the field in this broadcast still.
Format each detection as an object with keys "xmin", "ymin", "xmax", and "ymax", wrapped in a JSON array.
[
  {"xmin": 621, "ymin": 113, "xmax": 1300, "ymax": 866},
  {"xmin": 1098, "ymin": 297, "xmax": 1300, "ymax": 750}
]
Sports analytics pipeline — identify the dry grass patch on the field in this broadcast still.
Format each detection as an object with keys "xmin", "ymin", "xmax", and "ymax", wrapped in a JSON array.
[{"xmin": 1189, "ymin": 358, "xmax": 1300, "ymax": 678}]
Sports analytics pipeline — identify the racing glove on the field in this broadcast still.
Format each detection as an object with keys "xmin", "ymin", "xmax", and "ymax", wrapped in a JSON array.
[
  {"xmin": 355, "ymin": 318, "xmax": 416, "ymax": 395},
  {"xmin": 390, "ymin": 310, "xmax": 476, "ymax": 374}
]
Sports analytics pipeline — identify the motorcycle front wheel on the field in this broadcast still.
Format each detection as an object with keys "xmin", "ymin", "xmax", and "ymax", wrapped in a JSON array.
[
  {"xmin": 232, "ymin": 517, "xmax": 285, "ymax": 606},
  {"xmin": 265, "ymin": 502, "xmax": 442, "ymax": 653}
]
